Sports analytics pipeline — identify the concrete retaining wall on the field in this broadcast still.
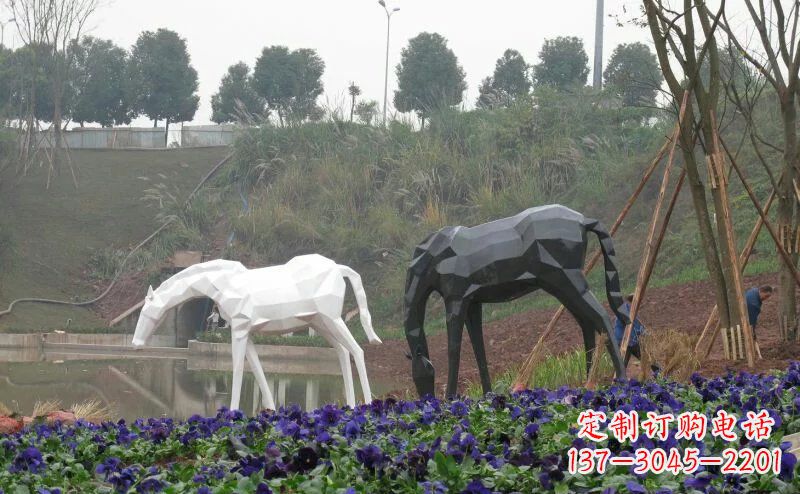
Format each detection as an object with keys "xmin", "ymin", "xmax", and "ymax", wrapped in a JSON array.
[
  {"xmin": 187, "ymin": 340, "xmax": 339, "ymax": 375},
  {"xmin": 41, "ymin": 333, "xmax": 175, "ymax": 347},
  {"xmin": 0, "ymin": 333, "xmax": 41, "ymax": 348},
  {"xmin": 0, "ymin": 333, "xmax": 174, "ymax": 348}
]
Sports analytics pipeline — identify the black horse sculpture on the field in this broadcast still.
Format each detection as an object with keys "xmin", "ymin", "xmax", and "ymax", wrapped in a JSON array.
[{"xmin": 404, "ymin": 204, "xmax": 629, "ymax": 398}]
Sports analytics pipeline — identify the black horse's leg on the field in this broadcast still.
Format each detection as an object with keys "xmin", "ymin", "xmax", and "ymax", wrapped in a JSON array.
[
  {"xmin": 465, "ymin": 302, "xmax": 491, "ymax": 394},
  {"xmin": 539, "ymin": 270, "xmax": 626, "ymax": 380},
  {"xmin": 444, "ymin": 298, "xmax": 467, "ymax": 399},
  {"xmin": 405, "ymin": 283, "xmax": 434, "ymax": 397}
]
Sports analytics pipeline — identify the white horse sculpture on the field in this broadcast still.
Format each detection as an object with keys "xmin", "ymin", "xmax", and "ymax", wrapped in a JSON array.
[{"xmin": 131, "ymin": 254, "xmax": 382, "ymax": 410}]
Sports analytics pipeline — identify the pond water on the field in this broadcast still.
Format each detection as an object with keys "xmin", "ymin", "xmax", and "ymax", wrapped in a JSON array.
[{"xmin": 0, "ymin": 353, "xmax": 393, "ymax": 421}]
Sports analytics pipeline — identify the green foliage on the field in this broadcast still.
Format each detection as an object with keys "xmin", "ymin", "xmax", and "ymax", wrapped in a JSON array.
[
  {"xmin": 0, "ymin": 45, "xmax": 12, "ymax": 115},
  {"xmin": 211, "ymin": 62, "xmax": 265, "ymax": 124},
  {"xmin": 464, "ymin": 350, "xmax": 614, "ymax": 398},
  {"xmin": 354, "ymin": 99, "xmax": 379, "ymax": 125},
  {"xmin": 224, "ymin": 92, "xmax": 674, "ymax": 330},
  {"xmin": 394, "ymin": 32, "xmax": 467, "ymax": 122},
  {"xmin": 603, "ymin": 42, "xmax": 662, "ymax": 108},
  {"xmin": 5, "ymin": 43, "xmax": 57, "ymax": 122},
  {"xmin": 128, "ymin": 28, "xmax": 199, "ymax": 125},
  {"xmin": 252, "ymin": 46, "xmax": 325, "ymax": 125},
  {"xmin": 477, "ymin": 49, "xmax": 531, "ymax": 109},
  {"xmin": 532, "ymin": 36, "xmax": 590, "ymax": 90},
  {"xmin": 69, "ymin": 37, "xmax": 133, "ymax": 127},
  {"xmin": 198, "ymin": 327, "xmax": 330, "ymax": 347}
]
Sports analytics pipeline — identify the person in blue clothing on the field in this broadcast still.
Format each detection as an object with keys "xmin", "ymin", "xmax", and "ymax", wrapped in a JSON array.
[
  {"xmin": 614, "ymin": 294, "xmax": 646, "ymax": 367},
  {"xmin": 745, "ymin": 285, "xmax": 773, "ymax": 344}
]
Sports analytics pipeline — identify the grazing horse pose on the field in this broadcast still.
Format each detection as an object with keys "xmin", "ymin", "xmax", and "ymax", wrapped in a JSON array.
[
  {"xmin": 132, "ymin": 254, "xmax": 382, "ymax": 410},
  {"xmin": 404, "ymin": 204, "xmax": 628, "ymax": 398}
]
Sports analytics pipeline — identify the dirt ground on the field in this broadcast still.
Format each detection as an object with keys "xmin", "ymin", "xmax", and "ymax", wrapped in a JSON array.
[{"xmin": 365, "ymin": 273, "xmax": 800, "ymax": 395}]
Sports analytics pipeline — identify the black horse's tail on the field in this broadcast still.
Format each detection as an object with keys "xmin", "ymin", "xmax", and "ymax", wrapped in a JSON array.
[{"xmin": 584, "ymin": 218, "xmax": 629, "ymax": 325}]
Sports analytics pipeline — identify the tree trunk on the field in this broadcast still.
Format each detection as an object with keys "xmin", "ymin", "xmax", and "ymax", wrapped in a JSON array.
[
  {"xmin": 164, "ymin": 118, "xmax": 170, "ymax": 147},
  {"xmin": 779, "ymin": 91, "xmax": 798, "ymax": 340},
  {"xmin": 677, "ymin": 105, "xmax": 733, "ymax": 330},
  {"xmin": 153, "ymin": 119, "xmax": 157, "ymax": 128},
  {"xmin": 702, "ymin": 123, "xmax": 744, "ymax": 333},
  {"xmin": 21, "ymin": 73, "xmax": 36, "ymax": 163},
  {"xmin": 52, "ymin": 76, "xmax": 63, "ymax": 174},
  {"xmin": 350, "ymin": 96, "xmax": 355, "ymax": 123}
]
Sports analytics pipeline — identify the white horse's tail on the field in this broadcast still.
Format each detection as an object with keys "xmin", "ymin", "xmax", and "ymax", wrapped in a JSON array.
[{"xmin": 338, "ymin": 264, "xmax": 382, "ymax": 344}]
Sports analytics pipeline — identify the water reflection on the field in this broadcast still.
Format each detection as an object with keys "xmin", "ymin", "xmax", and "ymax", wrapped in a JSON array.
[{"xmin": 0, "ymin": 356, "xmax": 385, "ymax": 420}]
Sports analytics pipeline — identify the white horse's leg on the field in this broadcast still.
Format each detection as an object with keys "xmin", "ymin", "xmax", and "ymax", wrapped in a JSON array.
[
  {"xmin": 333, "ymin": 341, "xmax": 355, "ymax": 407},
  {"xmin": 230, "ymin": 335, "xmax": 248, "ymax": 411},
  {"xmin": 245, "ymin": 340, "xmax": 275, "ymax": 410},
  {"xmin": 330, "ymin": 317, "xmax": 372, "ymax": 403},
  {"xmin": 313, "ymin": 322, "xmax": 357, "ymax": 408}
]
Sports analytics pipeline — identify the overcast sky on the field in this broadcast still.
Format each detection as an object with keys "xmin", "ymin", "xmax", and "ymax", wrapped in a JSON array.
[{"xmin": 2, "ymin": 0, "xmax": 755, "ymax": 126}]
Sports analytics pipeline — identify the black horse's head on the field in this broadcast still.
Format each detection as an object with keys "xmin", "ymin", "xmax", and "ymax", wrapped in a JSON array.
[{"xmin": 409, "ymin": 347, "xmax": 435, "ymax": 397}]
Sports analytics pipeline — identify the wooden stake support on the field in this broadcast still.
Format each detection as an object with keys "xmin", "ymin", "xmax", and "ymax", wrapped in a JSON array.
[
  {"xmin": 721, "ymin": 137, "xmax": 800, "ymax": 287},
  {"xmin": 695, "ymin": 191, "xmax": 776, "ymax": 358},
  {"xmin": 620, "ymin": 92, "xmax": 690, "ymax": 360},
  {"xmin": 511, "ymin": 135, "xmax": 674, "ymax": 390},
  {"xmin": 721, "ymin": 326, "xmax": 730, "ymax": 359},
  {"xmin": 709, "ymin": 112, "xmax": 755, "ymax": 367}
]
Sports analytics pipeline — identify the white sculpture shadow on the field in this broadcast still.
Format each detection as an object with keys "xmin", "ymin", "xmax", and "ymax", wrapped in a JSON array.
[{"xmin": 131, "ymin": 254, "xmax": 382, "ymax": 410}]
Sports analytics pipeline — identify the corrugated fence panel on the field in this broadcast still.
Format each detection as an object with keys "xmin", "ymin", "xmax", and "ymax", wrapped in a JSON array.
[{"xmin": 32, "ymin": 125, "xmax": 241, "ymax": 149}]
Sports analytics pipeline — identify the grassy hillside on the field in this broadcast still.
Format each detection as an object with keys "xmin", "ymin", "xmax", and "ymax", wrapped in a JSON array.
[
  {"xmin": 207, "ymin": 90, "xmax": 783, "ymax": 344},
  {"xmin": 0, "ymin": 89, "xmax": 785, "ymax": 340},
  {"xmin": 0, "ymin": 147, "xmax": 230, "ymax": 331}
]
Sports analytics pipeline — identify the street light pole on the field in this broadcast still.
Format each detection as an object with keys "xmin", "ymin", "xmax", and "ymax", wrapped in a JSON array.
[
  {"xmin": 1, "ymin": 18, "xmax": 15, "ymax": 48},
  {"xmin": 592, "ymin": 0, "xmax": 604, "ymax": 90},
  {"xmin": 378, "ymin": 1, "xmax": 399, "ymax": 126}
]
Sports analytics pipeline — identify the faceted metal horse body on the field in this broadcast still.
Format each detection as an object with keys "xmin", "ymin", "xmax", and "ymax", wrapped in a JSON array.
[
  {"xmin": 132, "ymin": 254, "xmax": 382, "ymax": 410},
  {"xmin": 404, "ymin": 204, "xmax": 628, "ymax": 397}
]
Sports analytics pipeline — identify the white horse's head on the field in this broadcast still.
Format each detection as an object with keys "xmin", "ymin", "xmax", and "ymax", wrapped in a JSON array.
[{"xmin": 132, "ymin": 285, "xmax": 167, "ymax": 347}]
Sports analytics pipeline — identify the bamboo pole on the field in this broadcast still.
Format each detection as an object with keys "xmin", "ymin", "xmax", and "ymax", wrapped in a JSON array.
[
  {"xmin": 720, "ymin": 137, "xmax": 800, "ymax": 287},
  {"xmin": 721, "ymin": 326, "xmax": 730, "ymax": 359},
  {"xmin": 620, "ymin": 92, "xmax": 690, "ymax": 360},
  {"xmin": 709, "ymin": 114, "xmax": 755, "ymax": 367},
  {"xmin": 620, "ymin": 168, "xmax": 686, "ymax": 359},
  {"xmin": 510, "ymin": 136, "xmax": 673, "ymax": 390},
  {"xmin": 695, "ymin": 191, "xmax": 776, "ymax": 357}
]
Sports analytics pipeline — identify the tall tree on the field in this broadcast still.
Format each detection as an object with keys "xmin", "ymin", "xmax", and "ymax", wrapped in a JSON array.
[
  {"xmin": 6, "ymin": 0, "xmax": 98, "ymax": 168},
  {"xmin": 492, "ymin": 49, "xmax": 531, "ymax": 100},
  {"xmin": 532, "ymin": 36, "xmax": 590, "ymax": 90},
  {"xmin": 70, "ymin": 36, "xmax": 132, "ymax": 127},
  {"xmin": 643, "ymin": 0, "xmax": 746, "ymax": 344},
  {"xmin": 394, "ymin": 32, "xmax": 466, "ymax": 126},
  {"xmin": 476, "ymin": 77, "xmax": 497, "ymax": 109},
  {"xmin": 128, "ymin": 28, "xmax": 199, "ymax": 142},
  {"xmin": 355, "ymin": 99, "xmax": 378, "ymax": 125},
  {"xmin": 0, "ymin": 45, "xmax": 12, "ymax": 116},
  {"xmin": 477, "ymin": 49, "xmax": 531, "ymax": 108},
  {"xmin": 252, "ymin": 45, "xmax": 325, "ymax": 126},
  {"xmin": 717, "ymin": 1, "xmax": 800, "ymax": 341},
  {"xmin": 210, "ymin": 62, "xmax": 265, "ymax": 124},
  {"xmin": 8, "ymin": 44, "xmax": 55, "ymax": 124},
  {"xmin": 603, "ymin": 42, "xmax": 662, "ymax": 107},
  {"xmin": 348, "ymin": 82, "xmax": 361, "ymax": 123}
]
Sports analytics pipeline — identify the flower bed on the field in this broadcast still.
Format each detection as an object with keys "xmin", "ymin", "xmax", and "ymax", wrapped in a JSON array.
[{"xmin": 2, "ymin": 364, "xmax": 800, "ymax": 493}]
